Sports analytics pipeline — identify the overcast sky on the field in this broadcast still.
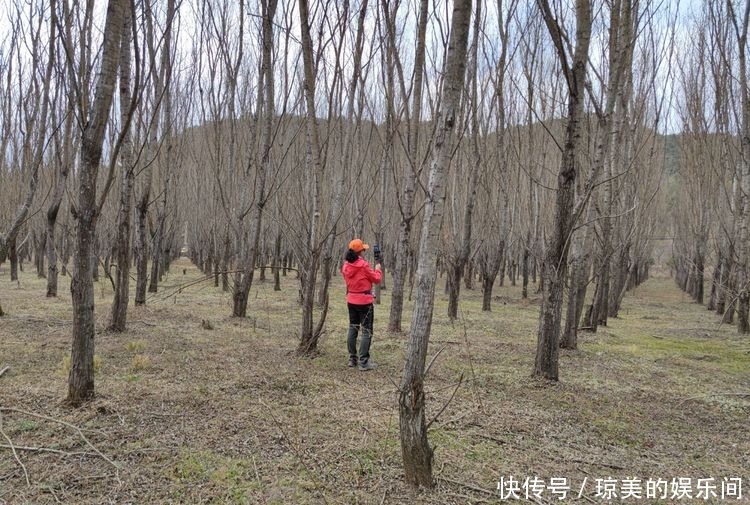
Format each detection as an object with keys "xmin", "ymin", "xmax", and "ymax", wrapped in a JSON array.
[{"xmin": 0, "ymin": 0, "xmax": 734, "ymax": 136}]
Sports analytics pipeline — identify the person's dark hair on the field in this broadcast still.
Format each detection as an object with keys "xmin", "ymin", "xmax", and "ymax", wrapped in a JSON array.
[{"xmin": 345, "ymin": 248, "xmax": 359, "ymax": 263}]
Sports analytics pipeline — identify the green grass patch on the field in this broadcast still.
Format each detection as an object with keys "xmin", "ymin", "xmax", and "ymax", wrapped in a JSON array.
[
  {"xmin": 170, "ymin": 450, "xmax": 260, "ymax": 503},
  {"xmin": 125, "ymin": 341, "xmax": 146, "ymax": 352},
  {"xmin": 17, "ymin": 420, "xmax": 38, "ymax": 432},
  {"xmin": 588, "ymin": 334, "xmax": 749, "ymax": 374}
]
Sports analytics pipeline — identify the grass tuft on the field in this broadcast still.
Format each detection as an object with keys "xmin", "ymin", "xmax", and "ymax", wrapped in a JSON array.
[
  {"xmin": 59, "ymin": 353, "xmax": 101, "ymax": 376},
  {"xmin": 130, "ymin": 354, "xmax": 152, "ymax": 372}
]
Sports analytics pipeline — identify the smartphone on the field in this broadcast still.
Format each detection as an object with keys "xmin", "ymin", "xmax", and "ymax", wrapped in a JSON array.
[{"xmin": 373, "ymin": 244, "xmax": 382, "ymax": 263}]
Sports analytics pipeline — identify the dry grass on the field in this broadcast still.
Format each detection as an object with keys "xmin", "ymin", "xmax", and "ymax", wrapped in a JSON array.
[{"xmin": 0, "ymin": 258, "xmax": 748, "ymax": 504}]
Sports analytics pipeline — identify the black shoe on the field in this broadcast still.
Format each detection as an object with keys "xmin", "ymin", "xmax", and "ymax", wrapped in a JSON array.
[
  {"xmin": 348, "ymin": 357, "xmax": 357, "ymax": 368},
  {"xmin": 358, "ymin": 360, "xmax": 377, "ymax": 371}
]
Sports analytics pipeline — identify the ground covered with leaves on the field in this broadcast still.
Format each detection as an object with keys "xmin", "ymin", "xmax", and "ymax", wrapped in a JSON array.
[{"xmin": 1, "ymin": 258, "xmax": 748, "ymax": 504}]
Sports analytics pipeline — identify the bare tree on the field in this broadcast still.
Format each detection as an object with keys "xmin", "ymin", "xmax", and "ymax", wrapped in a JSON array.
[
  {"xmin": 67, "ymin": 0, "xmax": 128, "ymax": 406},
  {"xmin": 533, "ymin": 0, "xmax": 592, "ymax": 380},
  {"xmin": 134, "ymin": 0, "xmax": 176, "ymax": 305},
  {"xmin": 388, "ymin": 0, "xmax": 429, "ymax": 332},
  {"xmin": 233, "ymin": 0, "xmax": 279, "ymax": 317},
  {"xmin": 398, "ymin": 0, "xmax": 472, "ymax": 487},
  {"xmin": 296, "ymin": 0, "xmax": 327, "ymax": 355},
  {"xmin": 46, "ymin": 3, "xmax": 75, "ymax": 298},
  {"xmin": 727, "ymin": 0, "xmax": 750, "ymax": 333},
  {"xmin": 476, "ymin": 0, "xmax": 515, "ymax": 312},
  {"xmin": 445, "ymin": 0, "xmax": 483, "ymax": 321},
  {"xmin": 109, "ymin": 3, "xmax": 138, "ymax": 330}
]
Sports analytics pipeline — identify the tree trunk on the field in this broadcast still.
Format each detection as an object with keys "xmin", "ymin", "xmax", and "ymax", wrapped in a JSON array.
[
  {"xmin": 509, "ymin": 259, "xmax": 515, "ymax": 286},
  {"xmin": 148, "ymin": 213, "xmax": 164, "ymax": 293},
  {"xmin": 716, "ymin": 252, "xmax": 730, "ymax": 316},
  {"xmin": 480, "ymin": 241, "xmax": 503, "ymax": 313},
  {"xmin": 273, "ymin": 231, "xmax": 282, "ymax": 291},
  {"xmin": 399, "ymin": 0, "xmax": 472, "ymax": 487},
  {"xmin": 61, "ymin": 228, "xmax": 69, "ymax": 276},
  {"xmin": 481, "ymin": 275, "xmax": 494, "ymax": 311},
  {"xmin": 134, "ymin": 197, "xmax": 149, "ymax": 305},
  {"xmin": 46, "ymin": 219, "xmax": 59, "ymax": 296},
  {"xmin": 213, "ymin": 243, "xmax": 220, "ymax": 287},
  {"xmin": 109, "ymin": 7, "xmax": 135, "ymax": 331},
  {"xmin": 68, "ymin": 0, "xmax": 126, "ymax": 406},
  {"xmin": 296, "ymin": 0, "xmax": 326, "ymax": 355},
  {"xmin": 9, "ymin": 237, "xmax": 18, "ymax": 281},
  {"xmin": 592, "ymin": 257, "xmax": 611, "ymax": 326},
  {"xmin": 47, "ymin": 103, "xmax": 74, "ymax": 297},
  {"xmin": 447, "ymin": 264, "xmax": 461, "ymax": 319},
  {"xmin": 521, "ymin": 238, "xmax": 529, "ymax": 298},
  {"xmin": 232, "ymin": 0, "xmax": 276, "ymax": 318},
  {"xmin": 135, "ymin": 0, "xmax": 172, "ymax": 305},
  {"xmin": 608, "ymin": 243, "xmax": 632, "ymax": 318},
  {"xmin": 447, "ymin": 0, "xmax": 482, "ymax": 321},
  {"xmin": 731, "ymin": 0, "xmax": 750, "ymax": 333},
  {"xmin": 146, "ymin": 0, "xmax": 175, "ymax": 295},
  {"xmin": 464, "ymin": 262, "xmax": 474, "ymax": 290},
  {"xmin": 91, "ymin": 243, "xmax": 100, "ymax": 282},
  {"xmin": 707, "ymin": 251, "xmax": 721, "ymax": 311},
  {"xmin": 35, "ymin": 232, "xmax": 47, "ymax": 278},
  {"xmin": 534, "ymin": 0, "xmax": 592, "ymax": 381},
  {"xmin": 221, "ymin": 232, "xmax": 230, "ymax": 292},
  {"xmin": 561, "ymin": 240, "xmax": 585, "ymax": 348}
]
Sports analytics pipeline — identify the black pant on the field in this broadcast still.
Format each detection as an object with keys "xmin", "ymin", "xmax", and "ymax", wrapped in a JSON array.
[{"xmin": 347, "ymin": 303, "xmax": 373, "ymax": 363}]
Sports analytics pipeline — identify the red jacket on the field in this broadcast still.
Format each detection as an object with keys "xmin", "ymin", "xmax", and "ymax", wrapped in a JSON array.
[{"xmin": 342, "ymin": 257, "xmax": 382, "ymax": 305}]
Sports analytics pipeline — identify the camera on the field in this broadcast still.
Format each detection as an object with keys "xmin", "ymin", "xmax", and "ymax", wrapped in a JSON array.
[{"xmin": 373, "ymin": 244, "xmax": 382, "ymax": 263}]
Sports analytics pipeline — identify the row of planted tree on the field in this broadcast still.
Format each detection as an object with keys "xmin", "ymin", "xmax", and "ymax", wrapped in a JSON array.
[
  {"xmin": 0, "ymin": 0, "xmax": 733, "ymax": 487},
  {"xmin": 671, "ymin": 1, "xmax": 750, "ymax": 334}
]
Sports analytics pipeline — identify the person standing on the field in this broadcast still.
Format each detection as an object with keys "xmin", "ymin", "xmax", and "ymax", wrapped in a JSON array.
[{"xmin": 342, "ymin": 239, "xmax": 382, "ymax": 370}]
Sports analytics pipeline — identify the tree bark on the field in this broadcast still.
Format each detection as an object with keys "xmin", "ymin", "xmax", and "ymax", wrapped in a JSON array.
[
  {"xmin": 717, "ymin": 250, "xmax": 729, "ymax": 316},
  {"xmin": 521, "ymin": 236, "xmax": 529, "ymax": 298},
  {"xmin": 608, "ymin": 242, "xmax": 631, "ymax": 317},
  {"xmin": 9, "ymin": 237, "xmax": 18, "ymax": 282},
  {"xmin": 273, "ymin": 230, "xmax": 282, "ymax": 291},
  {"xmin": 35, "ymin": 232, "xmax": 47, "ymax": 278},
  {"xmin": 134, "ymin": 191, "xmax": 150, "ymax": 305},
  {"xmin": 221, "ymin": 231, "xmax": 230, "ymax": 292},
  {"xmin": 707, "ymin": 251, "xmax": 721, "ymax": 311}
]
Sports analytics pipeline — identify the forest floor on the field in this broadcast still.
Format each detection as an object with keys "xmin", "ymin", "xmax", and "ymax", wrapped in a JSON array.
[{"xmin": 0, "ymin": 257, "xmax": 748, "ymax": 504}]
